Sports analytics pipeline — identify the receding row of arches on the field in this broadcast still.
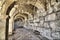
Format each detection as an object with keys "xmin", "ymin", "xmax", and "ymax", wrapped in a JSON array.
[
  {"xmin": 5, "ymin": 0, "xmax": 45, "ymax": 40},
  {"xmin": 2, "ymin": 0, "xmax": 60, "ymax": 40}
]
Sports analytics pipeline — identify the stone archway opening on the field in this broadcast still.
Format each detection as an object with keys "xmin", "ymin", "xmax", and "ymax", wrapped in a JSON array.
[
  {"xmin": 14, "ymin": 18, "xmax": 24, "ymax": 30},
  {"xmin": 5, "ymin": 0, "xmax": 45, "ymax": 40},
  {"xmin": 0, "ymin": 0, "xmax": 60, "ymax": 40},
  {"xmin": 5, "ymin": 1, "xmax": 16, "ymax": 40}
]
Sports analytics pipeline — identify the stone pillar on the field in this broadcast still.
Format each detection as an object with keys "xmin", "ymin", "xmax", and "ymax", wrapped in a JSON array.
[
  {"xmin": 8, "ymin": 5, "xmax": 18, "ymax": 35},
  {"xmin": 9, "ymin": 17, "xmax": 14, "ymax": 35},
  {"xmin": 0, "ymin": 15, "xmax": 7, "ymax": 40}
]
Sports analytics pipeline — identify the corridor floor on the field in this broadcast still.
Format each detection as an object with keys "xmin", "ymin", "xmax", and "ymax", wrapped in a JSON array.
[{"xmin": 8, "ymin": 27, "xmax": 42, "ymax": 40}]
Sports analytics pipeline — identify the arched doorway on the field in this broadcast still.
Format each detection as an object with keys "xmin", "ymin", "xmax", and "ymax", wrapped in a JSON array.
[
  {"xmin": 5, "ymin": 1, "xmax": 16, "ymax": 40},
  {"xmin": 5, "ymin": 0, "xmax": 41, "ymax": 40},
  {"xmin": 14, "ymin": 18, "xmax": 24, "ymax": 30}
]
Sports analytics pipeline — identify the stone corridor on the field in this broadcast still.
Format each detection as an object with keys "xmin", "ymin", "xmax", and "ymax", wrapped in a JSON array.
[
  {"xmin": 8, "ymin": 27, "xmax": 41, "ymax": 40},
  {"xmin": 0, "ymin": 0, "xmax": 60, "ymax": 40}
]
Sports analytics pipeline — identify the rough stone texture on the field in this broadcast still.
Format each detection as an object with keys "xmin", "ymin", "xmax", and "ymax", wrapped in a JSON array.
[
  {"xmin": 0, "ymin": 0, "xmax": 60, "ymax": 40},
  {"xmin": 39, "ymin": 17, "xmax": 44, "ymax": 27},
  {"xmin": 0, "ymin": 18, "xmax": 6, "ymax": 40},
  {"xmin": 45, "ymin": 13, "xmax": 56, "ymax": 21},
  {"xmin": 0, "ymin": 0, "xmax": 6, "ymax": 40},
  {"xmin": 9, "ymin": 28, "xmax": 41, "ymax": 40},
  {"xmin": 50, "ymin": 20, "xmax": 60, "ymax": 31},
  {"xmin": 52, "ymin": 32, "xmax": 60, "ymax": 39},
  {"xmin": 44, "ymin": 22, "xmax": 50, "ymax": 28},
  {"xmin": 27, "ymin": 2, "xmax": 60, "ymax": 40},
  {"xmin": 56, "ymin": 12, "xmax": 60, "ymax": 20},
  {"xmin": 24, "ymin": 2, "xmax": 60, "ymax": 40}
]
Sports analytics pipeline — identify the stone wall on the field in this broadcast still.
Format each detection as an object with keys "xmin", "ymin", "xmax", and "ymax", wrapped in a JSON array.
[
  {"xmin": 0, "ymin": 0, "xmax": 60, "ymax": 40},
  {"xmin": 0, "ymin": 0, "xmax": 6, "ymax": 40},
  {"xmin": 25, "ymin": 2, "xmax": 60, "ymax": 40}
]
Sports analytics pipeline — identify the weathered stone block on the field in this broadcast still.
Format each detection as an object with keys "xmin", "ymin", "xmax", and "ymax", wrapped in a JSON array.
[
  {"xmin": 50, "ymin": 20, "xmax": 60, "ymax": 31},
  {"xmin": 34, "ymin": 23, "xmax": 38, "ymax": 26},
  {"xmin": 52, "ymin": 32, "xmax": 60, "ymax": 39},
  {"xmin": 54, "ymin": 3, "xmax": 60, "ymax": 11},
  {"xmin": 39, "ymin": 20, "xmax": 44, "ymax": 27},
  {"xmin": 33, "ymin": 17, "xmax": 39, "ymax": 23},
  {"xmin": 45, "ymin": 13, "xmax": 56, "ymax": 21},
  {"xmin": 47, "ymin": 7, "xmax": 53, "ymax": 14},
  {"xmin": 55, "ymin": 20, "xmax": 60, "ymax": 27},
  {"xmin": 56, "ymin": 12, "xmax": 60, "ymax": 20},
  {"xmin": 0, "ymin": 20, "xmax": 5, "ymax": 40},
  {"xmin": 44, "ymin": 23, "xmax": 50, "ymax": 28},
  {"xmin": 50, "ymin": 22, "xmax": 56, "ymax": 31},
  {"xmin": 37, "ymin": 28, "xmax": 52, "ymax": 39},
  {"xmin": 37, "ymin": 9, "xmax": 47, "ymax": 16},
  {"xmin": 39, "ymin": 17, "xmax": 44, "ymax": 27},
  {"xmin": 39, "ymin": 17, "xmax": 44, "ymax": 20},
  {"xmin": 40, "ymin": 12, "xmax": 47, "ymax": 16}
]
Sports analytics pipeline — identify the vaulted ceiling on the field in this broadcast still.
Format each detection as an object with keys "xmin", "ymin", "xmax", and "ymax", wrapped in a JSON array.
[{"xmin": 5, "ymin": 0, "xmax": 46, "ymax": 21}]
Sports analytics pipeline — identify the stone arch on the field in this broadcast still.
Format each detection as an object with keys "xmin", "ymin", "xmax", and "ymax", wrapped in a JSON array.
[
  {"xmin": 14, "ymin": 17, "xmax": 25, "ymax": 30},
  {"xmin": 26, "ymin": 0, "xmax": 45, "ymax": 9},
  {"xmin": 5, "ymin": 1, "xmax": 17, "ymax": 40},
  {"xmin": 5, "ymin": 0, "xmax": 17, "ymax": 14},
  {"xmin": 13, "ymin": 12, "xmax": 32, "ymax": 27},
  {"xmin": 23, "ymin": 4, "xmax": 38, "ymax": 16},
  {"xmin": 6, "ymin": 2, "xmax": 16, "ymax": 15},
  {"xmin": 5, "ymin": 0, "xmax": 45, "ymax": 40},
  {"xmin": 14, "ymin": 17, "xmax": 24, "ymax": 22},
  {"xmin": 14, "ymin": 13, "xmax": 27, "ymax": 20},
  {"xmin": 6, "ymin": 0, "xmax": 45, "ymax": 16}
]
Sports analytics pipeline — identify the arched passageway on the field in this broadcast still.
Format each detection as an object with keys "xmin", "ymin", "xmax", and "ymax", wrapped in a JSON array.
[
  {"xmin": 4, "ymin": 0, "xmax": 60, "ymax": 40},
  {"xmin": 14, "ymin": 18, "xmax": 24, "ymax": 30},
  {"xmin": 9, "ymin": 15, "xmax": 43, "ymax": 40}
]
